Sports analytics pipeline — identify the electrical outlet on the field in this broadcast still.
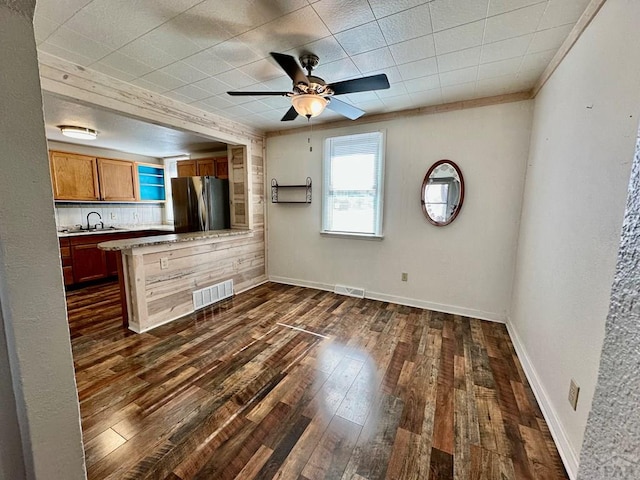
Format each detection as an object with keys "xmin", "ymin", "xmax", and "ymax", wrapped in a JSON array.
[
  {"xmin": 568, "ymin": 379, "xmax": 580, "ymax": 410},
  {"xmin": 133, "ymin": 212, "xmax": 139, "ymax": 220},
  {"xmin": 160, "ymin": 257, "xmax": 169, "ymax": 270},
  {"xmin": 110, "ymin": 212, "xmax": 116, "ymax": 220},
  {"xmin": 401, "ymin": 272, "xmax": 408, "ymax": 282}
]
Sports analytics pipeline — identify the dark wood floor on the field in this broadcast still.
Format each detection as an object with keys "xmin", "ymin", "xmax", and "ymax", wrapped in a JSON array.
[{"xmin": 66, "ymin": 281, "xmax": 568, "ymax": 480}]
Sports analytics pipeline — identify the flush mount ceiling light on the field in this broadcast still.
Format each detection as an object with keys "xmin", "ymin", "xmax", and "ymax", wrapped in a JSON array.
[
  {"xmin": 291, "ymin": 94, "xmax": 329, "ymax": 118},
  {"xmin": 59, "ymin": 125, "xmax": 97, "ymax": 140}
]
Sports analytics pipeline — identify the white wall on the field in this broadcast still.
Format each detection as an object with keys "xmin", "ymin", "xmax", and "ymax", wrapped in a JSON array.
[
  {"xmin": 267, "ymin": 101, "xmax": 533, "ymax": 321},
  {"xmin": 509, "ymin": 0, "xmax": 640, "ymax": 477},
  {"xmin": 0, "ymin": 2, "xmax": 85, "ymax": 478}
]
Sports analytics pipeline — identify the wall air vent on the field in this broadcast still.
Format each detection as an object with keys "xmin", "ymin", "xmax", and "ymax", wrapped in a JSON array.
[
  {"xmin": 334, "ymin": 284, "xmax": 365, "ymax": 298},
  {"xmin": 192, "ymin": 279, "xmax": 234, "ymax": 310}
]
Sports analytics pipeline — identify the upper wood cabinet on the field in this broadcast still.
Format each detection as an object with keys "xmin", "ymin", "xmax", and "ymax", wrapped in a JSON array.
[
  {"xmin": 178, "ymin": 157, "xmax": 228, "ymax": 179},
  {"xmin": 177, "ymin": 160, "xmax": 197, "ymax": 177},
  {"xmin": 97, "ymin": 158, "xmax": 137, "ymax": 201},
  {"xmin": 50, "ymin": 151, "xmax": 100, "ymax": 200}
]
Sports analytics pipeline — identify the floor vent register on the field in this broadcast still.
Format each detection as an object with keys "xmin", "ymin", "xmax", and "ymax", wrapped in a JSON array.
[{"xmin": 193, "ymin": 279, "xmax": 234, "ymax": 310}]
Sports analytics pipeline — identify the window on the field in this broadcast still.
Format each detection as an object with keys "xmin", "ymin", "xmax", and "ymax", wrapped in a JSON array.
[{"xmin": 322, "ymin": 131, "xmax": 385, "ymax": 237}]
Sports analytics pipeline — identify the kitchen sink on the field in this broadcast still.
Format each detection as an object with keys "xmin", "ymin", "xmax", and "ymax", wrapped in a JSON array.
[{"xmin": 58, "ymin": 226, "xmax": 128, "ymax": 234}]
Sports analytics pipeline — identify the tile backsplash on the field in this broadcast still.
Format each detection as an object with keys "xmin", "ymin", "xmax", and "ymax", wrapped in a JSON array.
[{"xmin": 55, "ymin": 203, "xmax": 166, "ymax": 229}]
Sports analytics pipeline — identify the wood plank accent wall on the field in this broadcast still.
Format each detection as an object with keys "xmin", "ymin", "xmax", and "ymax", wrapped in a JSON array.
[
  {"xmin": 229, "ymin": 145, "xmax": 249, "ymax": 228},
  {"xmin": 123, "ymin": 141, "xmax": 266, "ymax": 332}
]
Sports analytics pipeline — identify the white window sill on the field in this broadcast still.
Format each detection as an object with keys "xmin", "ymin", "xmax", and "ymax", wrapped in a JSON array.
[{"xmin": 320, "ymin": 231, "xmax": 384, "ymax": 240}]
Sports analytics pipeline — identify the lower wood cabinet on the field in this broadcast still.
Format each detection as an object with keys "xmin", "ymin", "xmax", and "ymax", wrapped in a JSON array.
[{"xmin": 60, "ymin": 230, "xmax": 167, "ymax": 287}]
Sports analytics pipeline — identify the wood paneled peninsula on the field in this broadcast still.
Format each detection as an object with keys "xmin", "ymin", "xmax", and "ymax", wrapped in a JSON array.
[{"xmin": 99, "ymin": 228, "xmax": 265, "ymax": 333}]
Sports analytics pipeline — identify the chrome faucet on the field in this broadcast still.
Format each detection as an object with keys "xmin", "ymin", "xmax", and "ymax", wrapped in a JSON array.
[{"xmin": 86, "ymin": 211, "xmax": 103, "ymax": 230}]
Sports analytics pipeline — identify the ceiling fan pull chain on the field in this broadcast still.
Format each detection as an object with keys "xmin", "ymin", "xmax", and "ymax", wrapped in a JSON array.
[{"xmin": 308, "ymin": 117, "xmax": 313, "ymax": 152}]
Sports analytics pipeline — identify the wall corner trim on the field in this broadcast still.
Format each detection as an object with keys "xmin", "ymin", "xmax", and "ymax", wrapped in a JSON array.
[{"xmin": 506, "ymin": 320, "xmax": 579, "ymax": 479}]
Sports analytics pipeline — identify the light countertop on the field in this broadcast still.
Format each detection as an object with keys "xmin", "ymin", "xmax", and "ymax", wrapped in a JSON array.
[{"xmin": 97, "ymin": 229, "xmax": 252, "ymax": 251}]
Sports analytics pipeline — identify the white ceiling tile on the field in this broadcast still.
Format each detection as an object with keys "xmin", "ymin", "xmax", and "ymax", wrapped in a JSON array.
[
  {"xmin": 439, "ymin": 66, "xmax": 479, "ymax": 87},
  {"xmin": 475, "ymin": 74, "xmax": 516, "ymax": 96},
  {"xmin": 488, "ymin": 0, "xmax": 546, "ymax": 17},
  {"xmin": 46, "ymin": 26, "xmax": 113, "ymax": 62},
  {"xmin": 195, "ymin": 95, "xmax": 236, "ymax": 110},
  {"xmin": 118, "ymin": 37, "xmax": 179, "ymax": 70},
  {"xmin": 238, "ymin": 59, "xmax": 286, "ymax": 83},
  {"xmin": 354, "ymin": 98, "xmax": 387, "ymax": 113},
  {"xmin": 206, "ymin": 41, "xmax": 263, "ymax": 68},
  {"xmin": 411, "ymin": 88, "xmax": 443, "ymax": 105},
  {"xmin": 34, "ymin": 0, "xmax": 92, "ymax": 25},
  {"xmin": 398, "ymin": 57, "xmax": 438, "ymax": 80},
  {"xmin": 237, "ymin": 6, "xmax": 330, "ymax": 54},
  {"xmin": 376, "ymin": 82, "xmax": 409, "ymax": 99},
  {"xmin": 311, "ymin": 0, "xmax": 375, "ymax": 33},
  {"xmin": 368, "ymin": 0, "xmax": 427, "ymax": 19},
  {"xmin": 484, "ymin": 3, "xmax": 547, "ymax": 44},
  {"xmin": 130, "ymin": 77, "xmax": 167, "ymax": 93},
  {"xmin": 182, "ymin": 48, "xmax": 235, "ymax": 77},
  {"xmin": 335, "ymin": 21, "xmax": 387, "ymax": 56},
  {"xmin": 429, "ymin": 0, "xmax": 489, "ymax": 32},
  {"xmin": 38, "ymin": 42, "xmax": 94, "ymax": 67},
  {"xmin": 315, "ymin": 57, "xmax": 361, "ymax": 82},
  {"xmin": 480, "ymin": 34, "xmax": 533, "ymax": 63},
  {"xmin": 139, "ymin": 70, "xmax": 185, "ymax": 92},
  {"xmin": 216, "ymin": 69, "xmax": 259, "ymax": 89},
  {"xmin": 365, "ymin": 66, "xmax": 403, "ymax": 84},
  {"xmin": 159, "ymin": 62, "xmax": 208, "ymax": 84},
  {"xmin": 351, "ymin": 47, "xmax": 396, "ymax": 73},
  {"xmin": 261, "ymin": 75, "xmax": 295, "ymax": 91},
  {"xmin": 538, "ymin": 0, "xmax": 591, "ymax": 30},
  {"xmin": 529, "ymin": 24, "xmax": 573, "ymax": 53},
  {"xmin": 437, "ymin": 47, "xmax": 481, "ymax": 73},
  {"xmin": 434, "ymin": 19, "xmax": 486, "ymax": 55},
  {"xmin": 404, "ymin": 74, "xmax": 441, "ymax": 92},
  {"xmin": 478, "ymin": 57, "xmax": 522, "ymax": 79},
  {"xmin": 378, "ymin": 3, "xmax": 432, "ymax": 44},
  {"xmin": 170, "ymin": 84, "xmax": 212, "ymax": 102},
  {"xmin": 134, "ymin": 23, "xmax": 203, "ymax": 60},
  {"xmin": 89, "ymin": 62, "xmax": 137, "ymax": 82},
  {"xmin": 342, "ymin": 91, "xmax": 381, "ymax": 104},
  {"xmin": 287, "ymin": 37, "xmax": 348, "ymax": 65},
  {"xmin": 381, "ymin": 94, "xmax": 416, "ymax": 110},
  {"xmin": 223, "ymin": 105, "xmax": 254, "ymax": 117},
  {"xmin": 259, "ymin": 96, "xmax": 292, "ymax": 109},
  {"xmin": 162, "ymin": 89, "xmax": 196, "ymax": 104},
  {"xmin": 520, "ymin": 48, "xmax": 556, "ymax": 72},
  {"xmin": 441, "ymin": 82, "xmax": 477, "ymax": 102},
  {"xmin": 237, "ymin": 100, "xmax": 276, "ymax": 114},
  {"xmin": 192, "ymin": 77, "xmax": 235, "ymax": 96},
  {"xmin": 33, "ymin": 15, "xmax": 60, "ymax": 44},
  {"xmin": 389, "ymin": 35, "xmax": 436, "ymax": 65},
  {"xmin": 96, "ymin": 52, "xmax": 155, "ymax": 78}
]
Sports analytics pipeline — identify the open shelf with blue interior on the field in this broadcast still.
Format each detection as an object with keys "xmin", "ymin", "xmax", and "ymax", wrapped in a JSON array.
[{"xmin": 137, "ymin": 164, "xmax": 166, "ymax": 201}]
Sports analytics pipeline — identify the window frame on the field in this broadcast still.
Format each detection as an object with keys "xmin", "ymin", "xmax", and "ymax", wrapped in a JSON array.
[{"xmin": 321, "ymin": 130, "xmax": 385, "ymax": 239}]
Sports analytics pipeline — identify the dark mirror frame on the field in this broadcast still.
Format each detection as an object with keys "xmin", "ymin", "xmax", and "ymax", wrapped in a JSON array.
[{"xmin": 421, "ymin": 159, "xmax": 465, "ymax": 226}]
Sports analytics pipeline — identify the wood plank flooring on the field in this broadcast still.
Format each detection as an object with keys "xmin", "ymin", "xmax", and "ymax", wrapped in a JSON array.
[{"xmin": 66, "ymin": 281, "xmax": 568, "ymax": 479}]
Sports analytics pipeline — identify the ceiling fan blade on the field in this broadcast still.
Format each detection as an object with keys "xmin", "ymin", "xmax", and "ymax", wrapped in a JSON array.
[
  {"xmin": 227, "ymin": 91, "xmax": 290, "ymax": 96},
  {"xmin": 326, "ymin": 98, "xmax": 365, "ymax": 120},
  {"xmin": 329, "ymin": 73, "xmax": 390, "ymax": 95},
  {"xmin": 281, "ymin": 106, "xmax": 299, "ymax": 121},
  {"xmin": 271, "ymin": 52, "xmax": 308, "ymax": 86}
]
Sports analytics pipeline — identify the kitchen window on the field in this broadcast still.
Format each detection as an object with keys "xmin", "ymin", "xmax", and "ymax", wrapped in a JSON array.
[{"xmin": 322, "ymin": 131, "xmax": 385, "ymax": 238}]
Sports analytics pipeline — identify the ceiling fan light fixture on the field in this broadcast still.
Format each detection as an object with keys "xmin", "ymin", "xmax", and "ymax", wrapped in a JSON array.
[
  {"xmin": 292, "ymin": 94, "xmax": 328, "ymax": 118},
  {"xmin": 59, "ymin": 125, "xmax": 97, "ymax": 140}
]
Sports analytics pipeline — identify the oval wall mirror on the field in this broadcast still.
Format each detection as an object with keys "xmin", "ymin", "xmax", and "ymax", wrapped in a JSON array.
[{"xmin": 421, "ymin": 159, "xmax": 464, "ymax": 226}]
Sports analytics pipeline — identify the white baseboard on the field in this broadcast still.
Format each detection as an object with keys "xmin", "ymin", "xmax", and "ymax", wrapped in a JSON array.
[
  {"xmin": 506, "ymin": 321, "xmax": 579, "ymax": 479},
  {"xmin": 268, "ymin": 276, "xmax": 506, "ymax": 323}
]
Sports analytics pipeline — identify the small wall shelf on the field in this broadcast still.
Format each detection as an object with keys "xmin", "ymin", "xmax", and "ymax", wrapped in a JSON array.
[{"xmin": 271, "ymin": 177, "xmax": 312, "ymax": 204}]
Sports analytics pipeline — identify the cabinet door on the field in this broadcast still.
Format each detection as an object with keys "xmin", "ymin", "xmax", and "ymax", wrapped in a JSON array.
[
  {"xmin": 105, "ymin": 250, "xmax": 120, "ymax": 277},
  {"xmin": 215, "ymin": 157, "xmax": 228, "ymax": 179},
  {"xmin": 98, "ymin": 158, "xmax": 137, "ymax": 201},
  {"xmin": 50, "ymin": 151, "xmax": 100, "ymax": 200},
  {"xmin": 197, "ymin": 158, "xmax": 215, "ymax": 176},
  {"xmin": 177, "ymin": 160, "xmax": 197, "ymax": 177},
  {"xmin": 71, "ymin": 243, "xmax": 107, "ymax": 283}
]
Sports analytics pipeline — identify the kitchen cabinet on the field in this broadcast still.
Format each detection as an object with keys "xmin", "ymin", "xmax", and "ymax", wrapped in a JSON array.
[
  {"xmin": 50, "ymin": 151, "xmax": 100, "ymax": 201},
  {"xmin": 137, "ymin": 164, "xmax": 166, "ymax": 201},
  {"xmin": 71, "ymin": 240, "xmax": 107, "ymax": 283},
  {"xmin": 58, "ymin": 238, "xmax": 74, "ymax": 286},
  {"xmin": 177, "ymin": 157, "xmax": 228, "ymax": 179},
  {"xmin": 177, "ymin": 160, "xmax": 197, "ymax": 177},
  {"xmin": 98, "ymin": 158, "xmax": 137, "ymax": 201}
]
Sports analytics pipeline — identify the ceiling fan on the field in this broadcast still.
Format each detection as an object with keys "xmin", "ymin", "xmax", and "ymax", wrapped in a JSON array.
[{"xmin": 227, "ymin": 52, "xmax": 390, "ymax": 122}]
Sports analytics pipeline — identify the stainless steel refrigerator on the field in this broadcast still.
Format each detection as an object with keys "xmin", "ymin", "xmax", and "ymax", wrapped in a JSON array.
[{"xmin": 171, "ymin": 176, "xmax": 230, "ymax": 233}]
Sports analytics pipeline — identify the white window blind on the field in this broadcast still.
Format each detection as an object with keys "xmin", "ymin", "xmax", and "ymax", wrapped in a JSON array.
[{"xmin": 322, "ymin": 131, "xmax": 385, "ymax": 237}]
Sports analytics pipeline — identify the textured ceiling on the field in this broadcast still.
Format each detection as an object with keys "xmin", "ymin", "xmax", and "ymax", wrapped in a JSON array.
[{"xmin": 34, "ymin": 0, "xmax": 591, "ymax": 133}]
